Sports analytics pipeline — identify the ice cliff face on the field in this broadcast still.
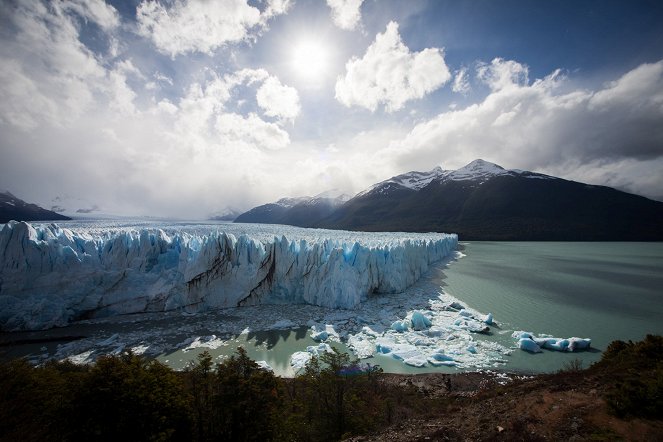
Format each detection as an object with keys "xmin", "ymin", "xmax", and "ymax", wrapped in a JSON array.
[{"xmin": 0, "ymin": 221, "xmax": 457, "ymax": 331}]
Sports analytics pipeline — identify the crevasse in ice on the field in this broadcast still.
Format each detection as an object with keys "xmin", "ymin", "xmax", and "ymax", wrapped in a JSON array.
[{"xmin": 0, "ymin": 221, "xmax": 458, "ymax": 331}]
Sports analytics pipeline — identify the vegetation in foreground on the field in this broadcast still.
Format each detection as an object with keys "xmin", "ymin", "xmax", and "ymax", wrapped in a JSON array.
[{"xmin": 0, "ymin": 336, "xmax": 661, "ymax": 441}]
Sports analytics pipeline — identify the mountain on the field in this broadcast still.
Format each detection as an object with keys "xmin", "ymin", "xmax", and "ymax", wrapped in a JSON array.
[
  {"xmin": 317, "ymin": 159, "xmax": 663, "ymax": 241},
  {"xmin": 208, "ymin": 207, "xmax": 242, "ymax": 222},
  {"xmin": 234, "ymin": 191, "xmax": 351, "ymax": 226},
  {"xmin": 0, "ymin": 191, "xmax": 71, "ymax": 224}
]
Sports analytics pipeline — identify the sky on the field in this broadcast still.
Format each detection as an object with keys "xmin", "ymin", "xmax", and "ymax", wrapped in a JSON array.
[{"xmin": 1, "ymin": 0, "xmax": 662, "ymax": 218}]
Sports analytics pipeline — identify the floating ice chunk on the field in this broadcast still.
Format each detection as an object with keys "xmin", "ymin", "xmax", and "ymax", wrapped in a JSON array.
[
  {"xmin": 361, "ymin": 326, "xmax": 380, "ymax": 337},
  {"xmin": 519, "ymin": 338, "xmax": 543, "ymax": 353},
  {"xmin": 483, "ymin": 313, "xmax": 494, "ymax": 325},
  {"xmin": 513, "ymin": 331, "xmax": 533, "ymax": 340},
  {"xmin": 65, "ymin": 350, "xmax": 95, "ymax": 365},
  {"xmin": 458, "ymin": 309, "xmax": 473, "ymax": 318},
  {"xmin": 454, "ymin": 318, "xmax": 489, "ymax": 333},
  {"xmin": 467, "ymin": 345, "xmax": 477, "ymax": 354},
  {"xmin": 411, "ymin": 311, "xmax": 432, "ymax": 331},
  {"xmin": 428, "ymin": 358, "xmax": 457, "ymax": 367},
  {"xmin": 430, "ymin": 351, "xmax": 455, "ymax": 362},
  {"xmin": 347, "ymin": 334, "xmax": 374, "ymax": 359},
  {"xmin": 311, "ymin": 330, "xmax": 329, "ymax": 341},
  {"xmin": 131, "ymin": 345, "xmax": 150, "ymax": 355},
  {"xmin": 389, "ymin": 344, "xmax": 424, "ymax": 362},
  {"xmin": 404, "ymin": 357, "xmax": 428, "ymax": 367},
  {"xmin": 568, "ymin": 337, "xmax": 591, "ymax": 351},
  {"xmin": 543, "ymin": 339, "xmax": 569, "ymax": 351},
  {"xmin": 426, "ymin": 327, "xmax": 447, "ymax": 337},
  {"xmin": 255, "ymin": 360, "xmax": 274, "ymax": 372},
  {"xmin": 307, "ymin": 343, "xmax": 333, "ymax": 356},
  {"xmin": 447, "ymin": 301, "xmax": 465, "ymax": 311},
  {"xmin": 290, "ymin": 351, "xmax": 311, "ymax": 372},
  {"xmin": 516, "ymin": 331, "xmax": 591, "ymax": 353},
  {"xmin": 391, "ymin": 320, "xmax": 409, "ymax": 332}
]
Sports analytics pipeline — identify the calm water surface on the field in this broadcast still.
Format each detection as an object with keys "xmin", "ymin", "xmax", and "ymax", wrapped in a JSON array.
[{"xmin": 442, "ymin": 241, "xmax": 663, "ymax": 372}]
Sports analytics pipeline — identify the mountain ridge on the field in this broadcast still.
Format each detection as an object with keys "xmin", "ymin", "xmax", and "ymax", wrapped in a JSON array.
[
  {"xmin": 0, "ymin": 191, "xmax": 71, "ymax": 224},
  {"xmin": 235, "ymin": 160, "xmax": 663, "ymax": 241}
]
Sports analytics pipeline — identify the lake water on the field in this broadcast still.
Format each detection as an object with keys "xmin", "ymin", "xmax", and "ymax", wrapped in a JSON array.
[
  {"xmin": 2, "ymin": 221, "xmax": 662, "ymax": 376},
  {"xmin": 441, "ymin": 241, "xmax": 663, "ymax": 372}
]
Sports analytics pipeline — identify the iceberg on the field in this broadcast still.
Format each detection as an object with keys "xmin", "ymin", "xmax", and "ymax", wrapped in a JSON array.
[
  {"xmin": 514, "ymin": 331, "xmax": 591, "ymax": 353},
  {"xmin": 410, "ymin": 310, "xmax": 432, "ymax": 330},
  {"xmin": 0, "ymin": 221, "xmax": 457, "ymax": 331}
]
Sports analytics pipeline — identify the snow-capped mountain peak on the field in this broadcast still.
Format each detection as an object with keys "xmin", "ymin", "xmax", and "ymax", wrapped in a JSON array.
[
  {"xmin": 275, "ymin": 196, "xmax": 311, "ymax": 208},
  {"xmin": 357, "ymin": 166, "xmax": 448, "ymax": 197},
  {"xmin": 357, "ymin": 159, "xmax": 557, "ymax": 198},
  {"xmin": 447, "ymin": 159, "xmax": 509, "ymax": 181}
]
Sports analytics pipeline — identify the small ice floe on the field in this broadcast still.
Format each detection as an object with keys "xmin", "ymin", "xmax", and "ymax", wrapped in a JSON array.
[
  {"xmin": 445, "ymin": 301, "xmax": 465, "ymax": 311},
  {"xmin": 453, "ymin": 317, "xmax": 490, "ymax": 333},
  {"xmin": 514, "ymin": 331, "xmax": 591, "ymax": 353},
  {"xmin": 391, "ymin": 320, "xmax": 409, "ymax": 332},
  {"xmin": 310, "ymin": 330, "xmax": 329, "ymax": 341},
  {"xmin": 181, "ymin": 335, "xmax": 225, "ymax": 352},
  {"xmin": 289, "ymin": 343, "xmax": 334, "ymax": 372},
  {"xmin": 64, "ymin": 350, "xmax": 95, "ymax": 365},
  {"xmin": 410, "ymin": 311, "xmax": 432, "ymax": 331},
  {"xmin": 255, "ymin": 360, "xmax": 274, "ymax": 372},
  {"xmin": 428, "ymin": 349, "xmax": 457, "ymax": 367}
]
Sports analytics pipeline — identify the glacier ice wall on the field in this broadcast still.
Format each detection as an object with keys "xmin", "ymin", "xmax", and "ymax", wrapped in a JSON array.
[{"xmin": 0, "ymin": 221, "xmax": 457, "ymax": 331}]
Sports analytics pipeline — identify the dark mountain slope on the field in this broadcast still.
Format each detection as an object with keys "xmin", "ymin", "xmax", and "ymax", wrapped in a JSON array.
[
  {"xmin": 0, "ymin": 191, "xmax": 71, "ymax": 224},
  {"xmin": 318, "ymin": 161, "xmax": 663, "ymax": 240}
]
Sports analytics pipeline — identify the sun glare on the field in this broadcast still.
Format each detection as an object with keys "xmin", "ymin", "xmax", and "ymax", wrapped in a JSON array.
[{"xmin": 291, "ymin": 39, "xmax": 329, "ymax": 81}]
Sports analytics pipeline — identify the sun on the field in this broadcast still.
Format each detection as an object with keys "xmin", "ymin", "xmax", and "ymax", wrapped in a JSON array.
[{"xmin": 291, "ymin": 39, "xmax": 329, "ymax": 81}]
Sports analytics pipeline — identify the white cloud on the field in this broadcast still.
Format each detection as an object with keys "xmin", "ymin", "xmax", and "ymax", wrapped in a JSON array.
[
  {"xmin": 452, "ymin": 67, "xmax": 470, "ymax": 94},
  {"xmin": 385, "ymin": 59, "xmax": 663, "ymax": 199},
  {"xmin": 326, "ymin": 0, "xmax": 364, "ymax": 30},
  {"xmin": 477, "ymin": 58, "xmax": 529, "ymax": 91},
  {"xmin": 60, "ymin": 0, "xmax": 120, "ymax": 31},
  {"xmin": 216, "ymin": 112, "xmax": 290, "ymax": 150},
  {"xmin": 136, "ymin": 0, "xmax": 291, "ymax": 57},
  {"xmin": 335, "ymin": 21, "xmax": 451, "ymax": 112},
  {"xmin": 0, "ymin": 2, "xmax": 113, "ymax": 128},
  {"xmin": 256, "ymin": 76, "xmax": 301, "ymax": 122}
]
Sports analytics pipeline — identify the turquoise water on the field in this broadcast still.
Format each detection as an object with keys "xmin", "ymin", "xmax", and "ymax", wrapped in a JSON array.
[{"xmin": 442, "ymin": 241, "xmax": 663, "ymax": 372}]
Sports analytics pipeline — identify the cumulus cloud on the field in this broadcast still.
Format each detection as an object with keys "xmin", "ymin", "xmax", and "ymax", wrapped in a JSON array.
[
  {"xmin": 136, "ymin": 0, "xmax": 291, "ymax": 57},
  {"xmin": 256, "ymin": 76, "xmax": 301, "ymax": 122},
  {"xmin": 335, "ymin": 21, "xmax": 451, "ymax": 112},
  {"xmin": 216, "ymin": 113, "xmax": 290, "ymax": 150},
  {"xmin": 387, "ymin": 59, "xmax": 663, "ymax": 199},
  {"xmin": 327, "ymin": 0, "xmax": 364, "ymax": 30},
  {"xmin": 477, "ymin": 58, "xmax": 529, "ymax": 91}
]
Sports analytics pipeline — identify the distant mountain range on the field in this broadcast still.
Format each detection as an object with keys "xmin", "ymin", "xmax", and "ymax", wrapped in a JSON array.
[
  {"xmin": 234, "ymin": 190, "xmax": 352, "ymax": 226},
  {"xmin": 235, "ymin": 160, "xmax": 663, "ymax": 240},
  {"xmin": 0, "ymin": 191, "xmax": 71, "ymax": 224}
]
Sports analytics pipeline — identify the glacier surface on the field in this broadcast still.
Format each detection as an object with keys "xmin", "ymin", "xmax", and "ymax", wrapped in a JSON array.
[{"xmin": 0, "ymin": 221, "xmax": 457, "ymax": 331}]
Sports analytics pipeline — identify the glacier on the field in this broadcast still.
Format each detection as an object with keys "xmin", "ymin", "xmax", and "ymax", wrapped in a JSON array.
[{"xmin": 0, "ymin": 221, "xmax": 457, "ymax": 331}]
